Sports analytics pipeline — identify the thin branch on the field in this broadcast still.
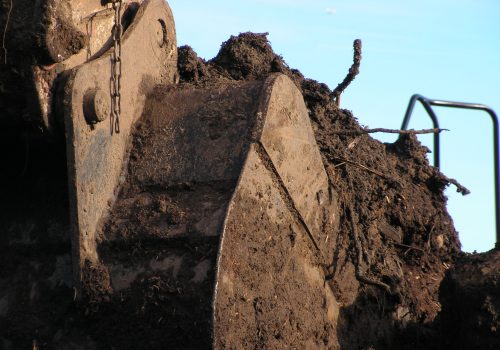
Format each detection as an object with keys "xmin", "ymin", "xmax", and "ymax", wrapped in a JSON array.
[
  {"xmin": 443, "ymin": 176, "xmax": 471, "ymax": 195},
  {"xmin": 331, "ymin": 127, "xmax": 448, "ymax": 136},
  {"xmin": 329, "ymin": 155, "xmax": 399, "ymax": 184},
  {"xmin": 2, "ymin": 0, "xmax": 13, "ymax": 64},
  {"xmin": 333, "ymin": 39, "xmax": 362, "ymax": 106},
  {"xmin": 393, "ymin": 242, "xmax": 425, "ymax": 253}
]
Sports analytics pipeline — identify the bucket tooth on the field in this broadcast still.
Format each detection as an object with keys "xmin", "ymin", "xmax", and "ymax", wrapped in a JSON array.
[{"xmin": 213, "ymin": 74, "xmax": 339, "ymax": 347}]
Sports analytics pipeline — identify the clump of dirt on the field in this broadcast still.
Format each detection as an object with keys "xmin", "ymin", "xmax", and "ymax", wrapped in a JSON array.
[
  {"xmin": 80, "ymin": 259, "xmax": 112, "ymax": 308},
  {"xmin": 156, "ymin": 195, "xmax": 186, "ymax": 225},
  {"xmin": 177, "ymin": 45, "xmax": 210, "ymax": 82},
  {"xmin": 0, "ymin": 0, "xmax": 85, "ymax": 134},
  {"xmin": 177, "ymin": 32, "xmax": 297, "ymax": 85},
  {"xmin": 34, "ymin": 0, "xmax": 86, "ymax": 64},
  {"xmin": 211, "ymin": 32, "xmax": 289, "ymax": 80}
]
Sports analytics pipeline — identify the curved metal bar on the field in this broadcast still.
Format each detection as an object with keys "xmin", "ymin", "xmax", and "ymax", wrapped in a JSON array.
[
  {"xmin": 401, "ymin": 94, "xmax": 441, "ymax": 167},
  {"xmin": 401, "ymin": 93, "xmax": 499, "ymax": 250}
]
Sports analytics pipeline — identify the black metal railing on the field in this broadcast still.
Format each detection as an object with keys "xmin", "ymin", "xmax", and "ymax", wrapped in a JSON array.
[{"xmin": 401, "ymin": 94, "xmax": 499, "ymax": 250}]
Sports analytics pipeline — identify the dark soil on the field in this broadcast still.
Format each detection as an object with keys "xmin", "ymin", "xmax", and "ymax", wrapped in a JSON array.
[
  {"xmin": 34, "ymin": 0, "xmax": 86, "ymax": 64},
  {"xmin": 437, "ymin": 250, "xmax": 500, "ymax": 349},
  {"xmin": 0, "ymin": 132, "xmax": 74, "ymax": 350},
  {"xmin": 0, "ymin": 30, "xmax": 498, "ymax": 349},
  {"xmin": 0, "ymin": 0, "xmax": 85, "ymax": 132},
  {"xmin": 0, "ymin": 0, "xmax": 84, "ymax": 65}
]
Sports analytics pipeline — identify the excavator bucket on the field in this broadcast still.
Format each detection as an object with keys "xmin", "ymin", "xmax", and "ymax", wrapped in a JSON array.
[
  {"xmin": 1, "ymin": 0, "xmax": 340, "ymax": 347},
  {"xmin": 95, "ymin": 74, "xmax": 340, "ymax": 346}
]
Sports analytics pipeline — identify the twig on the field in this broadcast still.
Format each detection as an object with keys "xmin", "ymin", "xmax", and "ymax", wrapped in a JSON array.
[
  {"xmin": 426, "ymin": 222, "xmax": 436, "ymax": 248},
  {"xmin": 393, "ymin": 242, "xmax": 425, "ymax": 253},
  {"xmin": 2, "ymin": 0, "xmax": 13, "ymax": 64},
  {"xmin": 331, "ymin": 127, "xmax": 448, "ymax": 136},
  {"xmin": 330, "ymin": 156, "xmax": 398, "ymax": 184},
  {"xmin": 333, "ymin": 39, "xmax": 362, "ymax": 106},
  {"xmin": 444, "ymin": 176, "xmax": 471, "ymax": 195}
]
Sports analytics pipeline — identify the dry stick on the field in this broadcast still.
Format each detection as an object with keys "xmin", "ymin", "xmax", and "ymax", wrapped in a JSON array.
[
  {"xmin": 393, "ymin": 242, "xmax": 425, "ymax": 253},
  {"xmin": 331, "ymin": 127, "xmax": 448, "ymax": 136},
  {"xmin": 329, "ymin": 155, "xmax": 398, "ymax": 183},
  {"xmin": 2, "ymin": 0, "xmax": 13, "ymax": 64},
  {"xmin": 333, "ymin": 39, "xmax": 362, "ymax": 107},
  {"xmin": 426, "ymin": 222, "xmax": 436, "ymax": 248}
]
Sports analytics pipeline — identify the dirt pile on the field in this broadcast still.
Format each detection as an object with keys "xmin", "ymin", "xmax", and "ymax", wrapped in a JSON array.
[{"xmin": 177, "ymin": 32, "xmax": 497, "ymax": 348}]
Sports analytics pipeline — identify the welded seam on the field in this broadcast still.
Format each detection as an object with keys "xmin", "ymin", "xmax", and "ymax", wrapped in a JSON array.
[{"xmin": 255, "ymin": 141, "xmax": 321, "ymax": 253}]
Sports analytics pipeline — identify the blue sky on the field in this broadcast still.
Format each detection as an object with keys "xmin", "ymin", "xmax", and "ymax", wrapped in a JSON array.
[{"xmin": 169, "ymin": 0, "xmax": 500, "ymax": 252}]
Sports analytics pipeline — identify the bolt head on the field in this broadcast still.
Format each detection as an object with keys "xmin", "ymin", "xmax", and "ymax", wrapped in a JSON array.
[{"xmin": 83, "ymin": 88, "xmax": 109, "ymax": 125}]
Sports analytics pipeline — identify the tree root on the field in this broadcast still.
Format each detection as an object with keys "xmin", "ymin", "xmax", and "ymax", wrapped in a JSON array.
[
  {"xmin": 333, "ymin": 39, "xmax": 362, "ymax": 106},
  {"xmin": 346, "ymin": 200, "xmax": 393, "ymax": 295}
]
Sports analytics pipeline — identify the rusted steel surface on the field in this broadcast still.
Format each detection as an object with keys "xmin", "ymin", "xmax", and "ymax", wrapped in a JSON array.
[{"xmin": 62, "ymin": 0, "xmax": 177, "ymax": 293}]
